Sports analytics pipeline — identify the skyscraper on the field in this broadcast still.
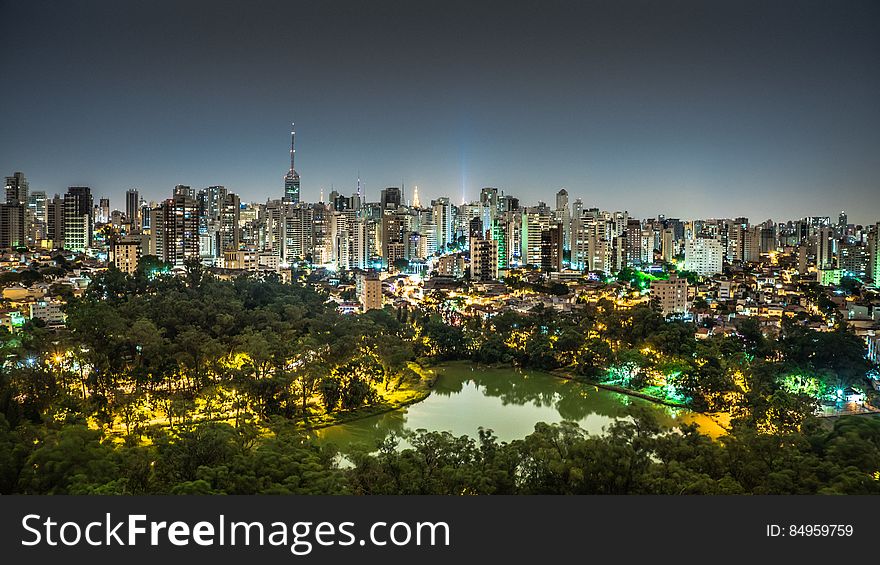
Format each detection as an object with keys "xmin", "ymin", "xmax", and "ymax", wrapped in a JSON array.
[
  {"xmin": 5, "ymin": 172, "xmax": 28, "ymax": 205},
  {"xmin": 47, "ymin": 194, "xmax": 64, "ymax": 248},
  {"xmin": 219, "ymin": 192, "xmax": 240, "ymax": 252},
  {"xmin": 555, "ymin": 188, "xmax": 570, "ymax": 254},
  {"xmin": 540, "ymin": 223, "xmax": 564, "ymax": 272},
  {"xmin": 126, "ymin": 189, "xmax": 140, "ymax": 230},
  {"xmin": 684, "ymin": 237, "xmax": 724, "ymax": 277},
  {"xmin": 2, "ymin": 172, "xmax": 28, "ymax": 248},
  {"xmin": 868, "ymin": 223, "xmax": 880, "ymax": 286},
  {"xmin": 432, "ymin": 197, "xmax": 453, "ymax": 251},
  {"xmin": 817, "ymin": 226, "xmax": 835, "ymax": 269},
  {"xmin": 283, "ymin": 123, "xmax": 300, "ymax": 203},
  {"xmin": 152, "ymin": 193, "xmax": 199, "ymax": 266},
  {"xmin": 380, "ymin": 187, "xmax": 402, "ymax": 210},
  {"xmin": 28, "ymin": 190, "xmax": 47, "ymax": 242},
  {"xmin": 98, "ymin": 197, "xmax": 110, "ymax": 223},
  {"xmin": 63, "ymin": 186, "xmax": 93, "ymax": 252},
  {"xmin": 470, "ymin": 230, "xmax": 499, "ymax": 281}
]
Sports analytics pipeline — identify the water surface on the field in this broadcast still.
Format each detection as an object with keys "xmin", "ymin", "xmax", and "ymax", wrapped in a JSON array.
[{"xmin": 314, "ymin": 362, "xmax": 725, "ymax": 453}]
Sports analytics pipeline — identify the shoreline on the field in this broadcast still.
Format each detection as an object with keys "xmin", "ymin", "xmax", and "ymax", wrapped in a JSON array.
[{"xmin": 296, "ymin": 363, "xmax": 438, "ymax": 433}]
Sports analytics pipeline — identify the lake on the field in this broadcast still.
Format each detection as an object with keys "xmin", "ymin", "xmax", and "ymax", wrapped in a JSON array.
[{"xmin": 313, "ymin": 362, "xmax": 726, "ymax": 454}]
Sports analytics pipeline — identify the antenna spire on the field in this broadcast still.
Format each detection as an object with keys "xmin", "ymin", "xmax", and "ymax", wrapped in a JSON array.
[{"xmin": 289, "ymin": 122, "xmax": 296, "ymax": 171}]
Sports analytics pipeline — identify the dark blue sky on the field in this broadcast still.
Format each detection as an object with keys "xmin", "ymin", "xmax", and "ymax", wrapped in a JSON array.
[{"xmin": 2, "ymin": 0, "xmax": 879, "ymax": 223}]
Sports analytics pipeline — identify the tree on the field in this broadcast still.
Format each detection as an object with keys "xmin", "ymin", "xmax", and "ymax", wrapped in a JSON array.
[{"xmin": 392, "ymin": 258, "xmax": 409, "ymax": 273}]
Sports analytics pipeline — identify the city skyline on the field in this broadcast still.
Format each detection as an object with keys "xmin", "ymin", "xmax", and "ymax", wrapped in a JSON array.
[
  {"xmin": 1, "ymin": 160, "xmax": 873, "ymax": 227},
  {"xmin": 2, "ymin": 0, "xmax": 879, "ymax": 224}
]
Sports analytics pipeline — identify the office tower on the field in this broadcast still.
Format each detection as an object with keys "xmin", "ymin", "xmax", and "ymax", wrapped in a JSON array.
[
  {"xmin": 140, "ymin": 202, "xmax": 152, "ymax": 232},
  {"xmin": 838, "ymin": 211, "xmax": 848, "ymax": 233},
  {"xmin": 126, "ymin": 189, "xmax": 140, "ymax": 230},
  {"xmin": 651, "ymin": 273, "xmax": 688, "ymax": 317},
  {"xmin": 0, "ymin": 204, "xmax": 25, "ymax": 248},
  {"xmin": 27, "ymin": 190, "xmax": 47, "ymax": 242},
  {"xmin": 332, "ymin": 193, "xmax": 353, "ymax": 212},
  {"xmin": 1, "ymin": 172, "xmax": 28, "ymax": 248},
  {"xmin": 470, "ymin": 230, "xmax": 499, "ymax": 281},
  {"xmin": 555, "ymin": 188, "xmax": 570, "ymax": 253},
  {"xmin": 5, "ymin": 172, "xmax": 28, "ymax": 205},
  {"xmin": 540, "ymin": 223, "xmax": 564, "ymax": 272},
  {"xmin": 380, "ymin": 187, "xmax": 402, "ymax": 210},
  {"xmin": 173, "ymin": 184, "xmax": 195, "ymax": 199},
  {"xmin": 684, "ymin": 237, "xmax": 724, "ymax": 277},
  {"xmin": 28, "ymin": 190, "xmax": 47, "ymax": 224},
  {"xmin": 63, "ymin": 186, "xmax": 93, "ymax": 252},
  {"xmin": 283, "ymin": 124, "xmax": 301, "ymax": 203},
  {"xmin": 468, "ymin": 216, "xmax": 483, "ymax": 239}
]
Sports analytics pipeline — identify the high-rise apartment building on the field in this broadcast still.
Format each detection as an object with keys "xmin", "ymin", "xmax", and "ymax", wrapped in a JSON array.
[
  {"xmin": 684, "ymin": 237, "xmax": 723, "ymax": 277},
  {"xmin": 651, "ymin": 273, "xmax": 688, "ymax": 317},
  {"xmin": 432, "ymin": 197, "xmax": 453, "ymax": 252},
  {"xmin": 152, "ymin": 193, "xmax": 199, "ymax": 266},
  {"xmin": 111, "ymin": 237, "xmax": 143, "ymax": 275},
  {"xmin": 470, "ymin": 230, "xmax": 499, "ymax": 281},
  {"xmin": 359, "ymin": 272, "xmax": 383, "ymax": 312}
]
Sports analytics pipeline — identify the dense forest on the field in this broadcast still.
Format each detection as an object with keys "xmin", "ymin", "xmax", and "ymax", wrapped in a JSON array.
[
  {"xmin": 0, "ymin": 259, "xmax": 878, "ymax": 494},
  {"xmin": 3, "ymin": 408, "xmax": 880, "ymax": 494}
]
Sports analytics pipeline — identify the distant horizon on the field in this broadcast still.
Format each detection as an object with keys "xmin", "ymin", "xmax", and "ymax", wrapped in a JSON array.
[
  {"xmin": 3, "ymin": 160, "xmax": 872, "ymax": 227},
  {"xmin": 2, "ymin": 0, "xmax": 879, "ymax": 224}
]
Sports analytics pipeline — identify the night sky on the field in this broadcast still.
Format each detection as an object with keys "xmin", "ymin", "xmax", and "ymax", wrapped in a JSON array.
[{"xmin": 2, "ymin": 0, "xmax": 879, "ymax": 224}]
